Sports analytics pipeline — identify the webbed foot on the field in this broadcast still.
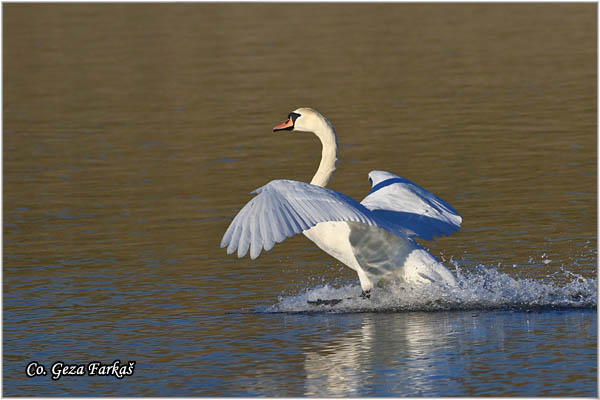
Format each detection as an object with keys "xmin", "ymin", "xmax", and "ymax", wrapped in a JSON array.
[
  {"xmin": 307, "ymin": 290, "xmax": 371, "ymax": 306},
  {"xmin": 307, "ymin": 298, "xmax": 343, "ymax": 306}
]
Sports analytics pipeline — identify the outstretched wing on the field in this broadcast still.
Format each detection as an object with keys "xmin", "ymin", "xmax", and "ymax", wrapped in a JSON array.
[
  {"xmin": 220, "ymin": 180, "xmax": 380, "ymax": 259},
  {"xmin": 360, "ymin": 170, "xmax": 462, "ymax": 241}
]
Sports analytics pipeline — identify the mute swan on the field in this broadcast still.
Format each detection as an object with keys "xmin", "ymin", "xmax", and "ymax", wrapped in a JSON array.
[{"xmin": 221, "ymin": 107, "xmax": 461, "ymax": 296}]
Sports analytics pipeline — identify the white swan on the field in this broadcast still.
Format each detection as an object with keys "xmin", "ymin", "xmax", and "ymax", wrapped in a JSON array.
[{"xmin": 221, "ymin": 107, "xmax": 461, "ymax": 294}]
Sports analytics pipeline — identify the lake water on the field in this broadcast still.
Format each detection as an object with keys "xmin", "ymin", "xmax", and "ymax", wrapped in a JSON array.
[{"xmin": 3, "ymin": 3, "xmax": 597, "ymax": 396}]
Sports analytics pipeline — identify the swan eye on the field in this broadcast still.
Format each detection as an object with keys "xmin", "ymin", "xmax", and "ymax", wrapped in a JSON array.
[{"xmin": 288, "ymin": 112, "xmax": 301, "ymax": 123}]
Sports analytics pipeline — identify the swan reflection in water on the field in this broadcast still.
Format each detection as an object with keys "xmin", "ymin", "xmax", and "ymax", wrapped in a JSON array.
[{"xmin": 303, "ymin": 312, "xmax": 467, "ymax": 397}]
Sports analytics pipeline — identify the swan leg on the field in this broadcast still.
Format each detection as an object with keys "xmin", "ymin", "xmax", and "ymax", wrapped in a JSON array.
[{"xmin": 355, "ymin": 267, "xmax": 374, "ymax": 292}]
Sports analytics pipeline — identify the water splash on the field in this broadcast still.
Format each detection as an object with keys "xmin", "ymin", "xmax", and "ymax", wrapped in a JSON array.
[{"xmin": 264, "ymin": 266, "xmax": 597, "ymax": 313}]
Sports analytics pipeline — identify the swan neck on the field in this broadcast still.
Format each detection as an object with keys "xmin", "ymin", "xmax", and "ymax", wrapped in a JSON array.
[{"xmin": 309, "ymin": 120, "xmax": 338, "ymax": 187}]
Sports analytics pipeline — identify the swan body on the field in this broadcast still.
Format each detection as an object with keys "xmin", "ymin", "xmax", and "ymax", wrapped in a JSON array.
[{"xmin": 221, "ymin": 108, "xmax": 461, "ymax": 292}]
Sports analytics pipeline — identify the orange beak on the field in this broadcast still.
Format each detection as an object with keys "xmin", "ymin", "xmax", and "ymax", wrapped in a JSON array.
[{"xmin": 273, "ymin": 117, "xmax": 294, "ymax": 132}]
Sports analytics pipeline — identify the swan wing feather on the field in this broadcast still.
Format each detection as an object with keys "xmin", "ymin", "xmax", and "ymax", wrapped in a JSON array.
[
  {"xmin": 221, "ymin": 179, "xmax": 380, "ymax": 259},
  {"xmin": 360, "ymin": 170, "xmax": 462, "ymax": 241}
]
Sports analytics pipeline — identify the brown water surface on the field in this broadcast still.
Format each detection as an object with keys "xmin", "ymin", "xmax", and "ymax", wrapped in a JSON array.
[{"xmin": 3, "ymin": 4, "xmax": 596, "ymax": 396}]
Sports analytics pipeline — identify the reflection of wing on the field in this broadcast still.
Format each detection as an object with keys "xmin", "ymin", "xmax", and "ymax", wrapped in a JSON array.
[
  {"xmin": 220, "ymin": 180, "xmax": 380, "ymax": 259},
  {"xmin": 361, "ymin": 170, "xmax": 462, "ymax": 241}
]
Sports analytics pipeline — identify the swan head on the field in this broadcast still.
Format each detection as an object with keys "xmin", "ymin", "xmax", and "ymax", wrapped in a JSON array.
[{"xmin": 272, "ymin": 107, "xmax": 331, "ymax": 133}]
